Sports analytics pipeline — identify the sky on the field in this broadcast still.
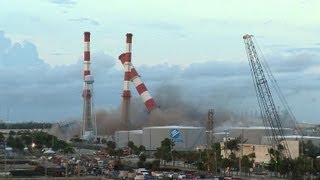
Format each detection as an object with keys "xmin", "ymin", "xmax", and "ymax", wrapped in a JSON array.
[{"xmin": 0, "ymin": 0, "xmax": 319, "ymax": 124}]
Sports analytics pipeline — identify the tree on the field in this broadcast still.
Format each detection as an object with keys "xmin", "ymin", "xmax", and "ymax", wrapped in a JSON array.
[
  {"xmin": 151, "ymin": 160, "xmax": 160, "ymax": 170},
  {"xmin": 128, "ymin": 141, "xmax": 140, "ymax": 155},
  {"xmin": 303, "ymin": 140, "xmax": 320, "ymax": 158},
  {"xmin": 20, "ymin": 132, "xmax": 32, "ymax": 146},
  {"xmin": 116, "ymin": 148, "xmax": 124, "ymax": 157},
  {"xmin": 128, "ymin": 141, "xmax": 135, "ymax": 149},
  {"xmin": 224, "ymin": 137, "xmax": 240, "ymax": 154},
  {"xmin": 101, "ymin": 138, "xmax": 107, "ymax": 144},
  {"xmin": 9, "ymin": 130, "xmax": 16, "ymax": 136},
  {"xmin": 7, "ymin": 136, "xmax": 25, "ymax": 152},
  {"xmin": 139, "ymin": 153, "xmax": 147, "ymax": 162},
  {"xmin": 241, "ymin": 153, "xmax": 255, "ymax": 175},
  {"xmin": 64, "ymin": 146, "xmax": 75, "ymax": 154},
  {"xmin": 137, "ymin": 153, "xmax": 147, "ymax": 168},
  {"xmin": 155, "ymin": 138, "xmax": 174, "ymax": 165},
  {"xmin": 144, "ymin": 162, "xmax": 153, "ymax": 170},
  {"xmin": 0, "ymin": 132, "xmax": 4, "ymax": 141},
  {"xmin": 139, "ymin": 145, "xmax": 146, "ymax": 152},
  {"xmin": 223, "ymin": 138, "xmax": 241, "ymax": 173},
  {"xmin": 106, "ymin": 141, "xmax": 116, "ymax": 156},
  {"xmin": 107, "ymin": 141, "xmax": 116, "ymax": 149},
  {"xmin": 70, "ymin": 135, "xmax": 83, "ymax": 142}
]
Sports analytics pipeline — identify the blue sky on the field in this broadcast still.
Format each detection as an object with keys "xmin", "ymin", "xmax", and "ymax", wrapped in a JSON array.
[{"xmin": 0, "ymin": 0, "xmax": 319, "ymax": 124}]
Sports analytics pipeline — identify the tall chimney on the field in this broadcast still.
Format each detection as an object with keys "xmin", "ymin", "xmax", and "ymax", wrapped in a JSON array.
[
  {"xmin": 81, "ymin": 32, "xmax": 97, "ymax": 142},
  {"xmin": 120, "ymin": 33, "xmax": 132, "ymax": 133},
  {"xmin": 118, "ymin": 33, "xmax": 157, "ymax": 112}
]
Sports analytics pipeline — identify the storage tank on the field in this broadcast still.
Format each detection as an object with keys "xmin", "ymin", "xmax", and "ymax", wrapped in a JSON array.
[
  {"xmin": 261, "ymin": 135, "xmax": 320, "ymax": 146},
  {"xmin": 213, "ymin": 132, "xmax": 229, "ymax": 143},
  {"xmin": 115, "ymin": 130, "xmax": 143, "ymax": 148},
  {"xmin": 142, "ymin": 126, "xmax": 206, "ymax": 151},
  {"xmin": 229, "ymin": 126, "xmax": 294, "ymax": 144}
]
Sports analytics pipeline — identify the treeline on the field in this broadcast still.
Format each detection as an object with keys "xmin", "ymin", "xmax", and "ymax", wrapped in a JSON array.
[{"xmin": 0, "ymin": 122, "xmax": 52, "ymax": 129}]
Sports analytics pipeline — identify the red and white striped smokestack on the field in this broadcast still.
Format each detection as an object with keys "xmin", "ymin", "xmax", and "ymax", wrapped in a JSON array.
[
  {"xmin": 82, "ymin": 32, "xmax": 97, "ymax": 140},
  {"xmin": 121, "ymin": 33, "xmax": 132, "ymax": 133},
  {"xmin": 119, "ymin": 35, "xmax": 157, "ymax": 112},
  {"xmin": 130, "ymin": 67, "xmax": 157, "ymax": 111},
  {"xmin": 123, "ymin": 33, "xmax": 132, "ymax": 98},
  {"xmin": 84, "ymin": 32, "xmax": 91, "ymax": 78}
]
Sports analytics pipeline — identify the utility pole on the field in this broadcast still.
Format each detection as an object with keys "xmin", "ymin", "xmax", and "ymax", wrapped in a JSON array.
[
  {"xmin": 171, "ymin": 138, "xmax": 174, "ymax": 166},
  {"xmin": 239, "ymin": 128, "xmax": 244, "ymax": 176},
  {"xmin": 4, "ymin": 108, "xmax": 10, "ymax": 175},
  {"xmin": 4, "ymin": 139, "xmax": 7, "ymax": 174}
]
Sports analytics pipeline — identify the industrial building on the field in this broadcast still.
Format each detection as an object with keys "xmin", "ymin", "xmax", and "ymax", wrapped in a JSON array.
[
  {"xmin": 115, "ymin": 126, "xmax": 206, "ymax": 151},
  {"xmin": 142, "ymin": 126, "xmax": 206, "ymax": 151},
  {"xmin": 81, "ymin": 32, "xmax": 97, "ymax": 141},
  {"xmin": 261, "ymin": 135, "xmax": 320, "ymax": 146},
  {"xmin": 229, "ymin": 126, "xmax": 294, "ymax": 144}
]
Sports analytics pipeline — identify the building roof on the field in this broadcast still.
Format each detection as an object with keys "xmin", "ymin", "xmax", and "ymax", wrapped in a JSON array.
[{"xmin": 143, "ymin": 125, "xmax": 205, "ymax": 130}]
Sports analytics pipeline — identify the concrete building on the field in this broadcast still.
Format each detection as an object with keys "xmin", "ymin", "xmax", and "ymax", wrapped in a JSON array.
[{"xmin": 221, "ymin": 140, "xmax": 299, "ymax": 164}]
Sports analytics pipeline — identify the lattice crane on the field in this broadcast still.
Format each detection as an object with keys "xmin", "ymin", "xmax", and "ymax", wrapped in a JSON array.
[{"xmin": 243, "ymin": 34, "xmax": 291, "ymax": 159}]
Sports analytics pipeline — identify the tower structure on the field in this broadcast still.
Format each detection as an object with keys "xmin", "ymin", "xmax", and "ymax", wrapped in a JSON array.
[
  {"xmin": 81, "ymin": 32, "xmax": 97, "ymax": 141},
  {"xmin": 119, "ymin": 33, "xmax": 132, "ymax": 132},
  {"xmin": 206, "ymin": 109, "xmax": 214, "ymax": 146},
  {"xmin": 243, "ymin": 34, "xmax": 291, "ymax": 158}
]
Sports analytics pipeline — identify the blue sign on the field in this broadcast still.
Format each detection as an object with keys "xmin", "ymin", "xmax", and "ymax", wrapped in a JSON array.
[{"xmin": 169, "ymin": 129, "xmax": 183, "ymax": 143}]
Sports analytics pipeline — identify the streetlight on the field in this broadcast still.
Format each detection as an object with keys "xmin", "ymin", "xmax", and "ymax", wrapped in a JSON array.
[
  {"xmin": 171, "ymin": 138, "xmax": 175, "ymax": 166},
  {"xmin": 197, "ymin": 147, "xmax": 202, "ymax": 162}
]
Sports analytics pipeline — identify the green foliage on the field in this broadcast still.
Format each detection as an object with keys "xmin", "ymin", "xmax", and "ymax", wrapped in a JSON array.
[
  {"xmin": 101, "ymin": 138, "xmax": 107, "ymax": 144},
  {"xmin": 151, "ymin": 160, "xmax": 160, "ymax": 170},
  {"xmin": 7, "ymin": 136, "xmax": 25, "ymax": 151},
  {"xmin": 241, "ymin": 153, "xmax": 255, "ymax": 173},
  {"xmin": 0, "ymin": 122, "xmax": 52, "ymax": 129},
  {"xmin": 105, "ymin": 141, "xmax": 117, "ymax": 156},
  {"xmin": 9, "ymin": 130, "xmax": 16, "ymax": 136},
  {"xmin": 224, "ymin": 137, "xmax": 240, "ymax": 153},
  {"xmin": 127, "ymin": 141, "xmax": 142, "ymax": 155},
  {"xmin": 107, "ymin": 141, "xmax": 116, "ymax": 149},
  {"xmin": 195, "ymin": 161, "xmax": 205, "ymax": 170},
  {"xmin": 302, "ymin": 140, "xmax": 320, "ymax": 158},
  {"xmin": 144, "ymin": 161, "xmax": 153, "ymax": 170},
  {"xmin": 128, "ymin": 141, "xmax": 135, "ymax": 149},
  {"xmin": 63, "ymin": 146, "xmax": 75, "ymax": 154},
  {"xmin": 137, "ymin": 161, "xmax": 144, "ymax": 168},
  {"xmin": 139, "ymin": 145, "xmax": 146, "ymax": 152},
  {"xmin": 116, "ymin": 148, "xmax": 124, "ymax": 156},
  {"xmin": 70, "ymin": 135, "xmax": 84, "ymax": 143},
  {"xmin": 0, "ymin": 132, "xmax": 4, "ymax": 141},
  {"xmin": 3, "ymin": 130, "xmax": 72, "ymax": 153},
  {"xmin": 139, "ymin": 153, "xmax": 147, "ymax": 162},
  {"xmin": 155, "ymin": 138, "xmax": 174, "ymax": 163}
]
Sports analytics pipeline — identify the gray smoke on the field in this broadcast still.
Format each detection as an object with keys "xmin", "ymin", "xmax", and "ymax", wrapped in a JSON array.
[
  {"xmin": 51, "ymin": 84, "xmax": 272, "ymax": 138},
  {"xmin": 49, "ymin": 118, "xmax": 81, "ymax": 141},
  {"xmin": 94, "ymin": 84, "xmax": 267, "ymax": 135}
]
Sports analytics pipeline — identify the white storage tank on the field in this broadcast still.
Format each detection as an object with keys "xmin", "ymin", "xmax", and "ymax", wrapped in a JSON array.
[
  {"xmin": 115, "ymin": 130, "xmax": 143, "ymax": 148},
  {"xmin": 229, "ymin": 126, "xmax": 294, "ymax": 145},
  {"xmin": 213, "ymin": 132, "xmax": 229, "ymax": 143},
  {"xmin": 142, "ymin": 126, "xmax": 206, "ymax": 151}
]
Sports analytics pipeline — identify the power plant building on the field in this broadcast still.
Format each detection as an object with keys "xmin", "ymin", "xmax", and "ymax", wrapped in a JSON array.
[
  {"xmin": 229, "ymin": 126, "xmax": 294, "ymax": 144},
  {"xmin": 142, "ymin": 126, "xmax": 206, "ymax": 151}
]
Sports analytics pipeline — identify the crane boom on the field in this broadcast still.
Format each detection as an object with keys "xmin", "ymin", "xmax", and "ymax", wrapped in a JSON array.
[{"xmin": 243, "ymin": 34, "xmax": 291, "ymax": 159}]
